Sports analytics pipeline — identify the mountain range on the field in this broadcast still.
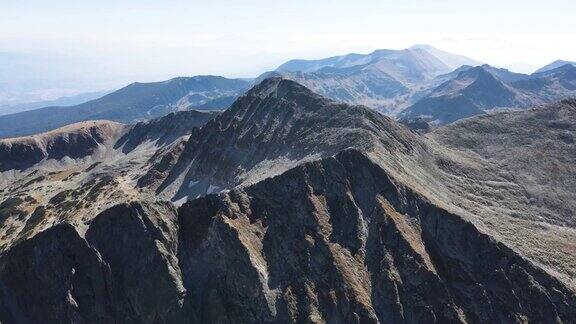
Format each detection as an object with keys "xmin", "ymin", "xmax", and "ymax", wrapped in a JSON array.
[
  {"xmin": 1, "ymin": 45, "xmax": 575, "ymax": 139},
  {"xmin": 400, "ymin": 63, "xmax": 576, "ymax": 125},
  {"xmin": 268, "ymin": 45, "xmax": 481, "ymax": 115},
  {"xmin": 0, "ymin": 76, "xmax": 248, "ymax": 138},
  {"xmin": 0, "ymin": 77, "xmax": 575, "ymax": 322}
]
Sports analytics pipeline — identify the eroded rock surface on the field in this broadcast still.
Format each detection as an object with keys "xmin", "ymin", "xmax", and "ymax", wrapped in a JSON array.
[{"xmin": 177, "ymin": 149, "xmax": 576, "ymax": 323}]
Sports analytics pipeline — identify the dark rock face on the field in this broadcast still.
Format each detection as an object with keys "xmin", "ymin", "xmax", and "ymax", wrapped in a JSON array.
[
  {"xmin": 85, "ymin": 202, "xmax": 188, "ymax": 323},
  {"xmin": 3, "ymin": 151, "xmax": 575, "ymax": 323},
  {"xmin": 137, "ymin": 139, "xmax": 188, "ymax": 189},
  {"xmin": 0, "ymin": 201, "xmax": 189, "ymax": 323},
  {"xmin": 176, "ymin": 150, "xmax": 576, "ymax": 323},
  {"xmin": 0, "ymin": 140, "xmax": 46, "ymax": 171},
  {"xmin": 0, "ymin": 224, "xmax": 115, "ymax": 323}
]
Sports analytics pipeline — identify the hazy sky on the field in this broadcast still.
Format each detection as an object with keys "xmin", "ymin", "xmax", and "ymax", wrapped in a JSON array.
[{"xmin": 1, "ymin": 0, "xmax": 576, "ymax": 84}]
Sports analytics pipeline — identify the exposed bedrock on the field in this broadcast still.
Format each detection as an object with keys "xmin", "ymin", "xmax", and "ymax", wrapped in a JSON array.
[{"xmin": 0, "ymin": 150, "xmax": 575, "ymax": 323}]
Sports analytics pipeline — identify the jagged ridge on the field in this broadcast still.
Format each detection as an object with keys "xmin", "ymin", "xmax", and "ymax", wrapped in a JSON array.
[{"xmin": 1, "ymin": 150, "xmax": 574, "ymax": 323}]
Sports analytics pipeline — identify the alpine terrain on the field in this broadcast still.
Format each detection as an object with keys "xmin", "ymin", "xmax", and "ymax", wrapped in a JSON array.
[{"xmin": 0, "ymin": 77, "xmax": 575, "ymax": 323}]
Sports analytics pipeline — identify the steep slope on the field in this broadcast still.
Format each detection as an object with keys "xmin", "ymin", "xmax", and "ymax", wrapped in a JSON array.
[
  {"xmin": 0, "ymin": 110, "xmax": 217, "ymax": 250},
  {"xmin": 114, "ymin": 110, "xmax": 219, "ymax": 154},
  {"xmin": 1, "ymin": 151, "xmax": 575, "ymax": 323},
  {"xmin": 0, "ymin": 76, "xmax": 248, "ymax": 138},
  {"xmin": 0, "ymin": 201, "xmax": 189, "ymax": 323},
  {"xmin": 153, "ymin": 77, "xmax": 432, "ymax": 201}
]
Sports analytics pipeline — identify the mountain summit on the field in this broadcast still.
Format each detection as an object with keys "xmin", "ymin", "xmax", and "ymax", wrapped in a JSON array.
[{"xmin": 535, "ymin": 59, "xmax": 576, "ymax": 73}]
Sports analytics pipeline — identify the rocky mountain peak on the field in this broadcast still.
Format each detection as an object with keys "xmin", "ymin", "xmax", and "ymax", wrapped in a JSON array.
[{"xmin": 244, "ymin": 76, "xmax": 313, "ymax": 99}]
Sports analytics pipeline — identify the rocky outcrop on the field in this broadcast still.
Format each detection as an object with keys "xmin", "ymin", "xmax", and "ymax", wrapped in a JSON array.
[
  {"xmin": 177, "ymin": 149, "xmax": 576, "ymax": 323},
  {"xmin": 0, "ymin": 201, "xmax": 189, "ymax": 323},
  {"xmin": 0, "ymin": 223, "xmax": 115, "ymax": 323},
  {"xmin": 85, "ymin": 201, "xmax": 189, "ymax": 323},
  {"xmin": 156, "ymin": 77, "xmax": 420, "ymax": 200},
  {"xmin": 3, "ymin": 150, "xmax": 574, "ymax": 323}
]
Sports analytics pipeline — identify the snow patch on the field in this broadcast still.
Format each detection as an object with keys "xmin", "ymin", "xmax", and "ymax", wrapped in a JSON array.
[
  {"xmin": 172, "ymin": 196, "xmax": 188, "ymax": 207},
  {"xmin": 207, "ymin": 184, "xmax": 220, "ymax": 194}
]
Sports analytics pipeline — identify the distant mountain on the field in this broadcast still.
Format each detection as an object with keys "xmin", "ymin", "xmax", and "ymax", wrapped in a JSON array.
[
  {"xmin": 513, "ymin": 64, "xmax": 576, "ymax": 102},
  {"xmin": 278, "ymin": 45, "xmax": 481, "ymax": 75},
  {"xmin": 400, "ymin": 64, "xmax": 576, "ymax": 125},
  {"xmin": 270, "ymin": 45, "xmax": 482, "ymax": 115},
  {"xmin": 0, "ymin": 90, "xmax": 109, "ymax": 116},
  {"xmin": 0, "ymin": 76, "xmax": 249, "ymax": 138},
  {"xmin": 277, "ymin": 49, "xmax": 396, "ymax": 73},
  {"xmin": 399, "ymin": 66, "xmax": 527, "ymax": 124},
  {"xmin": 535, "ymin": 60, "xmax": 576, "ymax": 73},
  {"xmin": 479, "ymin": 64, "xmax": 529, "ymax": 83},
  {"xmin": 409, "ymin": 44, "xmax": 483, "ymax": 69},
  {"xmin": 276, "ymin": 47, "xmax": 453, "ymax": 84}
]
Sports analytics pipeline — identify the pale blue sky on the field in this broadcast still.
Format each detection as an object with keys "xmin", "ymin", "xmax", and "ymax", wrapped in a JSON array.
[{"xmin": 1, "ymin": 0, "xmax": 575, "ymax": 83}]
